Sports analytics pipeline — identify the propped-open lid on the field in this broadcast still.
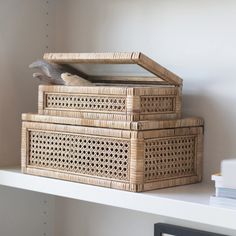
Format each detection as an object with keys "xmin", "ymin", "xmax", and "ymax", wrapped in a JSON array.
[{"xmin": 43, "ymin": 52, "xmax": 182, "ymax": 86}]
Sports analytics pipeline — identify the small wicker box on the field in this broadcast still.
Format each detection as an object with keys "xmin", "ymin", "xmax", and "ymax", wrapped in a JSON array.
[
  {"xmin": 21, "ymin": 114, "xmax": 204, "ymax": 192},
  {"xmin": 40, "ymin": 52, "xmax": 183, "ymax": 121}
]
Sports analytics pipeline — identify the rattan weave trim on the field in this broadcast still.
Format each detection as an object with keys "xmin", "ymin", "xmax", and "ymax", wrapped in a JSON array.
[
  {"xmin": 144, "ymin": 136, "xmax": 196, "ymax": 181},
  {"xmin": 45, "ymin": 93, "xmax": 126, "ymax": 112},
  {"xmin": 140, "ymin": 96, "xmax": 175, "ymax": 113},
  {"xmin": 29, "ymin": 131, "xmax": 130, "ymax": 181}
]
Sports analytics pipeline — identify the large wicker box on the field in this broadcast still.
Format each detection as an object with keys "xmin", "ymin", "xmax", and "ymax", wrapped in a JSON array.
[
  {"xmin": 39, "ymin": 52, "xmax": 183, "ymax": 121},
  {"xmin": 21, "ymin": 114, "xmax": 204, "ymax": 192}
]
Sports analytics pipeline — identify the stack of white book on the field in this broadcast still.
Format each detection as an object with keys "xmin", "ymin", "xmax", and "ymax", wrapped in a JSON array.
[{"xmin": 211, "ymin": 159, "xmax": 236, "ymax": 209}]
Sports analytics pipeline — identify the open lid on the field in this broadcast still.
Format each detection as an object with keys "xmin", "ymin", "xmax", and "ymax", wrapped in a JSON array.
[{"xmin": 43, "ymin": 52, "xmax": 182, "ymax": 86}]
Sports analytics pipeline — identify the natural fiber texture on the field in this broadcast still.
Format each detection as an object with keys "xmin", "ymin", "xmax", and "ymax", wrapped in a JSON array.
[
  {"xmin": 38, "ymin": 85, "xmax": 182, "ymax": 121},
  {"xmin": 22, "ymin": 113, "xmax": 204, "ymax": 130},
  {"xmin": 144, "ymin": 136, "xmax": 196, "ymax": 181},
  {"xmin": 21, "ymin": 53, "xmax": 202, "ymax": 192},
  {"xmin": 43, "ymin": 52, "xmax": 183, "ymax": 86},
  {"xmin": 28, "ymin": 131, "xmax": 130, "ymax": 181},
  {"xmin": 21, "ymin": 115, "xmax": 203, "ymax": 192},
  {"xmin": 46, "ymin": 93, "xmax": 127, "ymax": 112}
]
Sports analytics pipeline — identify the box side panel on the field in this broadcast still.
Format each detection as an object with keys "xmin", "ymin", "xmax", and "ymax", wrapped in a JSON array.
[
  {"xmin": 38, "ymin": 85, "xmax": 128, "ymax": 117},
  {"xmin": 22, "ymin": 121, "xmax": 133, "ymax": 191},
  {"xmin": 42, "ymin": 93, "xmax": 127, "ymax": 113},
  {"xmin": 143, "ymin": 126, "xmax": 203, "ymax": 191},
  {"xmin": 138, "ymin": 87, "xmax": 181, "ymax": 120},
  {"xmin": 39, "ymin": 85, "xmax": 182, "ymax": 121}
]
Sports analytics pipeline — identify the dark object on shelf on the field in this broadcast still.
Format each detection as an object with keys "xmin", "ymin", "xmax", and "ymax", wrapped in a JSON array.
[{"xmin": 154, "ymin": 223, "xmax": 227, "ymax": 236}]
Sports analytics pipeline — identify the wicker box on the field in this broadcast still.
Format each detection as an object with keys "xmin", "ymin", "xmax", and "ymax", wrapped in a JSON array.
[
  {"xmin": 21, "ymin": 114, "xmax": 204, "ymax": 192},
  {"xmin": 39, "ymin": 52, "xmax": 183, "ymax": 121}
]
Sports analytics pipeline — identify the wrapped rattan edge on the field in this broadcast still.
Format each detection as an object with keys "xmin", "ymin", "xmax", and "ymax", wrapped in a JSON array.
[
  {"xmin": 39, "ymin": 84, "xmax": 128, "ymax": 95},
  {"xmin": 143, "ymin": 175, "xmax": 201, "ymax": 191},
  {"xmin": 43, "ymin": 52, "xmax": 182, "ymax": 86},
  {"xmin": 22, "ymin": 114, "xmax": 133, "ymax": 130},
  {"xmin": 23, "ymin": 167, "xmax": 132, "ymax": 191},
  {"xmin": 38, "ymin": 110, "xmax": 180, "ymax": 122},
  {"xmin": 22, "ymin": 167, "xmax": 201, "ymax": 192},
  {"xmin": 39, "ymin": 85, "xmax": 178, "ymax": 96},
  {"xmin": 22, "ymin": 113, "xmax": 204, "ymax": 131},
  {"xmin": 44, "ymin": 52, "xmax": 136, "ymax": 64},
  {"xmin": 22, "ymin": 121, "xmax": 132, "ymax": 138}
]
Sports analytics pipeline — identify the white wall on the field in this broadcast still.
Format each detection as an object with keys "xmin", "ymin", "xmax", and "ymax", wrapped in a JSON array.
[
  {"xmin": 54, "ymin": 0, "xmax": 236, "ymax": 182},
  {"xmin": 0, "ymin": 0, "xmax": 56, "ymax": 166},
  {"xmin": 0, "ymin": 2, "xmax": 56, "ymax": 236}
]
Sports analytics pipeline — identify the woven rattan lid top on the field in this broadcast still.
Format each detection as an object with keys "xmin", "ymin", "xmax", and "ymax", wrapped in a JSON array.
[{"xmin": 43, "ymin": 52, "xmax": 182, "ymax": 86}]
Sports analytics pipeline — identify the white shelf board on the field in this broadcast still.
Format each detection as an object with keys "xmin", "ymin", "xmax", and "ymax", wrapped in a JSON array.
[{"xmin": 0, "ymin": 167, "xmax": 236, "ymax": 230}]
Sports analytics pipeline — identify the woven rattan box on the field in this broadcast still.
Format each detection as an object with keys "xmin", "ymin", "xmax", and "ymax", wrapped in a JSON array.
[
  {"xmin": 21, "ymin": 114, "xmax": 204, "ymax": 192},
  {"xmin": 40, "ymin": 52, "xmax": 182, "ymax": 121}
]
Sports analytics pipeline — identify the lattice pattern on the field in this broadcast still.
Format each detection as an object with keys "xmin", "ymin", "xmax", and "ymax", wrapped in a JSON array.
[
  {"xmin": 28, "ymin": 131, "xmax": 130, "ymax": 181},
  {"xmin": 140, "ymin": 96, "xmax": 175, "ymax": 113},
  {"xmin": 45, "ymin": 93, "xmax": 126, "ymax": 112},
  {"xmin": 144, "ymin": 136, "xmax": 196, "ymax": 181}
]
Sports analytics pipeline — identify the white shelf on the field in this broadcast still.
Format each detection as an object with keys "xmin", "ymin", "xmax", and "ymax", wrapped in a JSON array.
[{"xmin": 0, "ymin": 167, "xmax": 235, "ymax": 230}]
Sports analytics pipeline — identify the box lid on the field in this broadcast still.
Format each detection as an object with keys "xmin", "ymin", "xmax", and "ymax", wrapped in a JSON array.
[
  {"xmin": 22, "ymin": 113, "xmax": 203, "ymax": 131},
  {"xmin": 43, "ymin": 52, "xmax": 182, "ymax": 86}
]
